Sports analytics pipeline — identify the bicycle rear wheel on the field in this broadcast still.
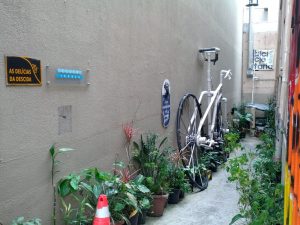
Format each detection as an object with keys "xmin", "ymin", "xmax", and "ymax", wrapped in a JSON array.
[{"xmin": 176, "ymin": 94, "xmax": 208, "ymax": 190}]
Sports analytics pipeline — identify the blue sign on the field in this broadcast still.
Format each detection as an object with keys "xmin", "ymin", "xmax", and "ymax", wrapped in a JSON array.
[
  {"xmin": 55, "ymin": 68, "xmax": 84, "ymax": 80},
  {"xmin": 162, "ymin": 79, "xmax": 170, "ymax": 128}
]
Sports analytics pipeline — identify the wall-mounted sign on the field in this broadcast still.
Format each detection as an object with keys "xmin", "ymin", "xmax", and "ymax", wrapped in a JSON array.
[
  {"xmin": 253, "ymin": 49, "xmax": 274, "ymax": 71},
  {"xmin": 161, "ymin": 79, "xmax": 170, "ymax": 128},
  {"xmin": 55, "ymin": 68, "xmax": 84, "ymax": 80},
  {"xmin": 5, "ymin": 56, "xmax": 41, "ymax": 86},
  {"xmin": 45, "ymin": 65, "xmax": 90, "ymax": 86}
]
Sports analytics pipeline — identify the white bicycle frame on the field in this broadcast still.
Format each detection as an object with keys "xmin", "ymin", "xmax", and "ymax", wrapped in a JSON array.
[{"xmin": 188, "ymin": 49, "xmax": 232, "ymax": 147}]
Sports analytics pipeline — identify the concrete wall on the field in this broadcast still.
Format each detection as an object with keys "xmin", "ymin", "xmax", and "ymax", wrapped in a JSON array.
[
  {"xmin": 242, "ymin": 31, "xmax": 278, "ymax": 103},
  {"xmin": 242, "ymin": 0, "xmax": 279, "ymax": 103},
  {"xmin": 0, "ymin": 0, "xmax": 243, "ymax": 223}
]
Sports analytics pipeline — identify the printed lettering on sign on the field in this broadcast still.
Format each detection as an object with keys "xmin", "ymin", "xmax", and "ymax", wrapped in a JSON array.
[
  {"xmin": 5, "ymin": 56, "xmax": 42, "ymax": 86},
  {"xmin": 253, "ymin": 49, "xmax": 274, "ymax": 71}
]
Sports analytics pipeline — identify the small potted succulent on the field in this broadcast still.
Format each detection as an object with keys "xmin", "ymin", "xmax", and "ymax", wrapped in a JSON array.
[{"xmin": 132, "ymin": 133, "xmax": 171, "ymax": 217}]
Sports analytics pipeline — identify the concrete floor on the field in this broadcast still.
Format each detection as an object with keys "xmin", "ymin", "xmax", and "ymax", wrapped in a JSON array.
[{"xmin": 146, "ymin": 137, "xmax": 259, "ymax": 225}]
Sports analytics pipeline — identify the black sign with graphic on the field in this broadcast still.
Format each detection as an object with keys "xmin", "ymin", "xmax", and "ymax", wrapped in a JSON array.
[
  {"xmin": 6, "ymin": 56, "xmax": 41, "ymax": 86},
  {"xmin": 162, "ymin": 79, "xmax": 171, "ymax": 128}
]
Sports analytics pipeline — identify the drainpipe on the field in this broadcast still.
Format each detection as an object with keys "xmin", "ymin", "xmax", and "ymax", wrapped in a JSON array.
[{"xmin": 247, "ymin": 4, "xmax": 254, "ymax": 77}]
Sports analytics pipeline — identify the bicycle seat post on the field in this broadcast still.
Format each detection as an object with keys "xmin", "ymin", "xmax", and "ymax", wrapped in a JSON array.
[
  {"xmin": 206, "ymin": 52, "xmax": 213, "ymax": 138},
  {"xmin": 198, "ymin": 47, "xmax": 220, "ymax": 138}
]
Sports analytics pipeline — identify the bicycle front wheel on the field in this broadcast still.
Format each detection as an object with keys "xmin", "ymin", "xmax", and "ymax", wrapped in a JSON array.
[{"xmin": 176, "ymin": 94, "xmax": 208, "ymax": 190}]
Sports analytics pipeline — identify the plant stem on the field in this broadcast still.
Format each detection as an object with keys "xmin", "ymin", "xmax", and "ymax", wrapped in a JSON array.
[{"xmin": 51, "ymin": 157, "xmax": 56, "ymax": 225}]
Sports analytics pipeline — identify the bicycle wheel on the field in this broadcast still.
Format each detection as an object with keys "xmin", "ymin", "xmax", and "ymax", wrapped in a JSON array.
[
  {"xmin": 176, "ymin": 94, "xmax": 208, "ymax": 190},
  {"xmin": 215, "ymin": 102, "xmax": 224, "ymax": 141},
  {"xmin": 215, "ymin": 102, "xmax": 228, "ymax": 162}
]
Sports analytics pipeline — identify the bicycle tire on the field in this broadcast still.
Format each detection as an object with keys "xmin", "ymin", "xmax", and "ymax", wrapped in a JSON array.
[
  {"xmin": 215, "ymin": 102, "xmax": 228, "ymax": 163},
  {"xmin": 176, "ymin": 94, "xmax": 208, "ymax": 190},
  {"xmin": 215, "ymin": 102, "xmax": 224, "ymax": 140}
]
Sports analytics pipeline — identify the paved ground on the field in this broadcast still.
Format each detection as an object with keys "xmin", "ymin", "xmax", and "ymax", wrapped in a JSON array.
[{"xmin": 145, "ymin": 136, "xmax": 260, "ymax": 225}]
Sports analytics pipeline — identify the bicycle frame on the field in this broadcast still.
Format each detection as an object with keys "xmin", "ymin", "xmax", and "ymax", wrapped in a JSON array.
[{"xmin": 187, "ymin": 48, "xmax": 231, "ymax": 147}]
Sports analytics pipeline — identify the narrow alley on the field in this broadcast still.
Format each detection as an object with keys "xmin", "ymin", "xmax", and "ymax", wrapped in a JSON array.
[{"xmin": 146, "ymin": 137, "xmax": 260, "ymax": 225}]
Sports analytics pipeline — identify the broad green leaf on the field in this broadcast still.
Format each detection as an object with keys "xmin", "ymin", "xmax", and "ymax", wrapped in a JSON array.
[
  {"xmin": 57, "ymin": 179, "xmax": 72, "ymax": 197},
  {"xmin": 49, "ymin": 145, "xmax": 55, "ymax": 158},
  {"xmin": 114, "ymin": 202, "xmax": 125, "ymax": 212},
  {"xmin": 137, "ymin": 184, "xmax": 150, "ymax": 193},
  {"xmin": 70, "ymin": 175, "xmax": 80, "ymax": 190},
  {"xmin": 229, "ymin": 214, "xmax": 245, "ymax": 225}
]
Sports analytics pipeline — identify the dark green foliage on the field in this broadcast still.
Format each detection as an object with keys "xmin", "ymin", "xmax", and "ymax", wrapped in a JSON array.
[
  {"xmin": 224, "ymin": 132, "xmax": 241, "ymax": 154},
  {"xmin": 232, "ymin": 103, "xmax": 253, "ymax": 138},
  {"xmin": 167, "ymin": 164, "xmax": 190, "ymax": 193},
  {"xmin": 11, "ymin": 217, "xmax": 41, "ymax": 225},
  {"xmin": 57, "ymin": 167, "xmax": 140, "ymax": 224},
  {"xmin": 132, "ymin": 133, "xmax": 172, "ymax": 194},
  {"xmin": 226, "ymin": 100, "xmax": 283, "ymax": 225}
]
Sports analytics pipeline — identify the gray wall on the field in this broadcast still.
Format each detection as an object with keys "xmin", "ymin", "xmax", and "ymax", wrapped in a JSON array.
[{"xmin": 0, "ymin": 1, "xmax": 242, "ymax": 223}]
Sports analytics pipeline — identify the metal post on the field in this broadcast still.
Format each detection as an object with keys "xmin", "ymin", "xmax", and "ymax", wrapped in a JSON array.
[
  {"xmin": 247, "ymin": 3, "xmax": 254, "ymax": 76},
  {"xmin": 207, "ymin": 53, "xmax": 212, "ymax": 137}
]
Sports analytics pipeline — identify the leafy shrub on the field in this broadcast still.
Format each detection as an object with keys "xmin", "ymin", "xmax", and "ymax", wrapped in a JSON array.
[
  {"xmin": 226, "ymin": 102, "xmax": 283, "ymax": 224},
  {"xmin": 11, "ymin": 217, "xmax": 41, "ymax": 225}
]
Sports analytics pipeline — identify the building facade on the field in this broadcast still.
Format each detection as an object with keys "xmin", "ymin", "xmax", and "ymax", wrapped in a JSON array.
[{"xmin": 0, "ymin": 1, "xmax": 243, "ymax": 223}]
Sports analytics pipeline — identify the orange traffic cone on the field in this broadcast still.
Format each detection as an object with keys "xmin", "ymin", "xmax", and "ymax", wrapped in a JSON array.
[{"xmin": 93, "ymin": 194, "xmax": 110, "ymax": 225}]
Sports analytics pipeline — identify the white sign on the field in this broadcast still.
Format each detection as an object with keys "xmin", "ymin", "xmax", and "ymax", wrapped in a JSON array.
[{"xmin": 253, "ymin": 49, "xmax": 274, "ymax": 71}]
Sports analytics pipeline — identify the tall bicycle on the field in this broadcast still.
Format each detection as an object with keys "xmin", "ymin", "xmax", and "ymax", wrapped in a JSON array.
[{"xmin": 176, "ymin": 47, "xmax": 232, "ymax": 190}]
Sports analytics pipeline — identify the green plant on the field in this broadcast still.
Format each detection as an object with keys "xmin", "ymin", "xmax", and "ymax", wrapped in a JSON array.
[
  {"xmin": 132, "ymin": 133, "xmax": 172, "ymax": 194},
  {"xmin": 49, "ymin": 145, "xmax": 74, "ymax": 225},
  {"xmin": 226, "ymin": 133, "xmax": 283, "ymax": 224},
  {"xmin": 57, "ymin": 167, "xmax": 140, "ymax": 224},
  {"xmin": 224, "ymin": 132, "xmax": 241, "ymax": 154},
  {"xmin": 57, "ymin": 168, "xmax": 112, "ymax": 224},
  {"xmin": 167, "ymin": 164, "xmax": 190, "ymax": 193},
  {"xmin": 11, "ymin": 217, "xmax": 41, "ymax": 225},
  {"xmin": 113, "ymin": 162, "xmax": 152, "ymax": 212},
  {"xmin": 232, "ymin": 103, "xmax": 253, "ymax": 137}
]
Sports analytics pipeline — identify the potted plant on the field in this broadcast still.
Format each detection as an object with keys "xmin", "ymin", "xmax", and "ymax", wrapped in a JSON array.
[
  {"xmin": 128, "ymin": 175, "xmax": 152, "ymax": 225},
  {"xmin": 57, "ymin": 167, "xmax": 139, "ymax": 225},
  {"xmin": 232, "ymin": 103, "xmax": 253, "ymax": 138},
  {"xmin": 113, "ymin": 162, "xmax": 151, "ymax": 225},
  {"xmin": 167, "ymin": 165, "xmax": 190, "ymax": 204},
  {"xmin": 167, "ymin": 151, "xmax": 190, "ymax": 202},
  {"xmin": 132, "ymin": 133, "xmax": 171, "ymax": 217}
]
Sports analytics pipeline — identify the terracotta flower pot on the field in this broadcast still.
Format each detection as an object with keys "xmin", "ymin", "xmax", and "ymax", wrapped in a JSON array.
[
  {"xmin": 148, "ymin": 194, "xmax": 168, "ymax": 217},
  {"xmin": 168, "ymin": 189, "xmax": 180, "ymax": 204}
]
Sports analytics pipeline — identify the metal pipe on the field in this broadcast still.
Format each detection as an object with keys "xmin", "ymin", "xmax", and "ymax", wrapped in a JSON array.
[
  {"xmin": 247, "ymin": 4, "xmax": 254, "ymax": 76},
  {"xmin": 207, "ymin": 53, "xmax": 212, "ymax": 137}
]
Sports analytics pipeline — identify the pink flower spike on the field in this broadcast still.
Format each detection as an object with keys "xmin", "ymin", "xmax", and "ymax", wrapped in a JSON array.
[{"xmin": 122, "ymin": 122, "xmax": 137, "ymax": 143}]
